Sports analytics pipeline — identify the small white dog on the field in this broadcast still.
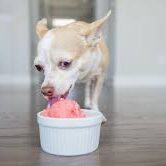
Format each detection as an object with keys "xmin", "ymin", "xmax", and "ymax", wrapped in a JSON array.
[{"xmin": 34, "ymin": 10, "xmax": 111, "ymax": 121}]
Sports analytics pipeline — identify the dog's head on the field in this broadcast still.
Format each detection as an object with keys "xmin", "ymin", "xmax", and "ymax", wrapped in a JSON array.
[{"xmin": 34, "ymin": 10, "xmax": 111, "ymax": 101}]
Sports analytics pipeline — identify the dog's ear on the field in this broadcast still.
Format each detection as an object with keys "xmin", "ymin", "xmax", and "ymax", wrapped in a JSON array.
[
  {"xmin": 36, "ymin": 18, "xmax": 49, "ymax": 39},
  {"xmin": 80, "ymin": 10, "xmax": 111, "ymax": 46}
]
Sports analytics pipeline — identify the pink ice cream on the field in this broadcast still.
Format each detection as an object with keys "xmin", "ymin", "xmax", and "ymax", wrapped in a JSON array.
[{"xmin": 41, "ymin": 98, "xmax": 86, "ymax": 118}]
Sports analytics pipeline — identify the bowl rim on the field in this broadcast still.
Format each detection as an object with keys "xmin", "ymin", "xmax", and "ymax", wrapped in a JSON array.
[
  {"xmin": 37, "ymin": 109, "xmax": 102, "ymax": 121},
  {"xmin": 37, "ymin": 109, "xmax": 103, "ymax": 128}
]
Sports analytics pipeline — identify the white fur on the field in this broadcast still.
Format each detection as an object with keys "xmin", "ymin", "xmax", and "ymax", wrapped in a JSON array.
[
  {"xmin": 35, "ymin": 41, "xmax": 80, "ymax": 96},
  {"xmin": 34, "ymin": 41, "xmax": 103, "ymax": 98},
  {"xmin": 78, "ymin": 49, "xmax": 102, "ymax": 81}
]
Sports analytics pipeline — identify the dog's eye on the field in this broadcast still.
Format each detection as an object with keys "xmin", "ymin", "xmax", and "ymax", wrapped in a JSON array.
[
  {"xmin": 58, "ymin": 61, "xmax": 72, "ymax": 69},
  {"xmin": 35, "ymin": 65, "xmax": 43, "ymax": 72}
]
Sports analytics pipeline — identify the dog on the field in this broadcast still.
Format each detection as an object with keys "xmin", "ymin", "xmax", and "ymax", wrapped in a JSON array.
[{"xmin": 34, "ymin": 10, "xmax": 111, "ymax": 121}]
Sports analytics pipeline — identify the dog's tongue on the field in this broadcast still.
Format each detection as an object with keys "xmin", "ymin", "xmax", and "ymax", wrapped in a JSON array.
[
  {"xmin": 48, "ymin": 97, "xmax": 60, "ymax": 107},
  {"xmin": 48, "ymin": 92, "xmax": 69, "ymax": 107}
]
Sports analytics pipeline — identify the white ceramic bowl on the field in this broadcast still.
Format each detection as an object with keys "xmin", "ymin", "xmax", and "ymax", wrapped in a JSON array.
[{"xmin": 37, "ymin": 109, "xmax": 103, "ymax": 156}]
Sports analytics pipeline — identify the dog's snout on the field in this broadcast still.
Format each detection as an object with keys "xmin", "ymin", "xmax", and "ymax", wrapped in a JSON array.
[{"xmin": 41, "ymin": 86, "xmax": 54, "ymax": 97}]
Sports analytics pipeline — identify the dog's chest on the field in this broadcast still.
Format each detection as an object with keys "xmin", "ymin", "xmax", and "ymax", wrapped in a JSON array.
[{"xmin": 79, "ymin": 50, "xmax": 102, "ymax": 81}]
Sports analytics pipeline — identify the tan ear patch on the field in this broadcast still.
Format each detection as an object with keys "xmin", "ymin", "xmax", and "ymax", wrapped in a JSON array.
[
  {"xmin": 80, "ymin": 10, "xmax": 111, "ymax": 36},
  {"xmin": 36, "ymin": 18, "xmax": 49, "ymax": 39},
  {"xmin": 78, "ymin": 10, "xmax": 111, "ymax": 47}
]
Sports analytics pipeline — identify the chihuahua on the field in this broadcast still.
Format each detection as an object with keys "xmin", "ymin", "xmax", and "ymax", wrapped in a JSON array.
[{"xmin": 34, "ymin": 10, "xmax": 111, "ymax": 121}]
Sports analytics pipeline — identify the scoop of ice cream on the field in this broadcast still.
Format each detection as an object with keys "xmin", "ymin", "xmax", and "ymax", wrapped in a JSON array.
[{"xmin": 41, "ymin": 98, "xmax": 86, "ymax": 118}]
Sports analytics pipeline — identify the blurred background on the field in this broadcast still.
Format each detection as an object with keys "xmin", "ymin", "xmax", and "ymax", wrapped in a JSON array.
[{"xmin": 0, "ymin": 0, "xmax": 166, "ymax": 113}]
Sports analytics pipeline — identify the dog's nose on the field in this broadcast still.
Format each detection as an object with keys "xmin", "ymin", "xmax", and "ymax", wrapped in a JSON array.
[{"xmin": 41, "ymin": 86, "xmax": 54, "ymax": 97}]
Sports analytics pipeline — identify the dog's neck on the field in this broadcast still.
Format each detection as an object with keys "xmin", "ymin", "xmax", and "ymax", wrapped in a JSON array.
[{"xmin": 78, "ymin": 46, "xmax": 102, "ymax": 81}]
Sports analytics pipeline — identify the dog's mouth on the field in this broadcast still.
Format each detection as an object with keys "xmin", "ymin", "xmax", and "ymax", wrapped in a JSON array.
[{"xmin": 48, "ymin": 85, "xmax": 72, "ymax": 106}]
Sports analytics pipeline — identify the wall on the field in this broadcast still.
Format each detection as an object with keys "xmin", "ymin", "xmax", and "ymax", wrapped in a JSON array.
[
  {"xmin": 114, "ymin": 0, "xmax": 166, "ymax": 86},
  {"xmin": 0, "ymin": 0, "xmax": 30, "ymax": 86}
]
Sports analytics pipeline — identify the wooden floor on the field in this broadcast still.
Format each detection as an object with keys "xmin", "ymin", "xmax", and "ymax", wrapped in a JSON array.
[{"xmin": 0, "ymin": 85, "xmax": 166, "ymax": 166}]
